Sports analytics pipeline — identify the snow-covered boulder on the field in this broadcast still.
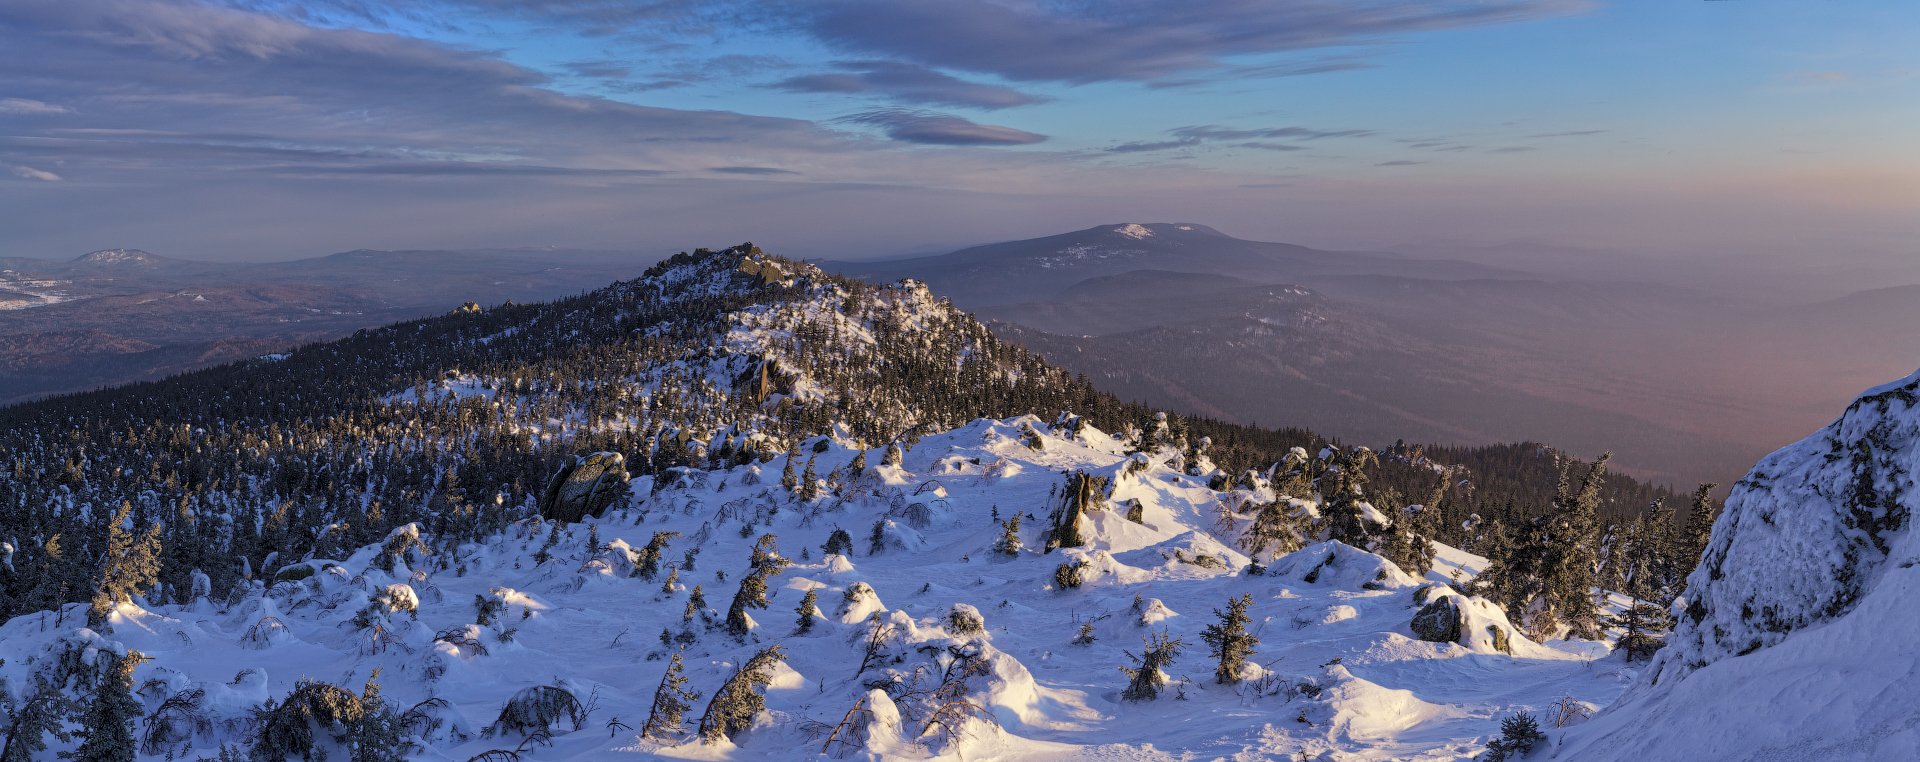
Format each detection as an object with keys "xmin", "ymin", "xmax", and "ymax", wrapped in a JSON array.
[
  {"xmin": 1270, "ymin": 541, "xmax": 1419, "ymax": 590},
  {"xmin": 1409, "ymin": 588, "xmax": 1519, "ymax": 654},
  {"xmin": 1558, "ymin": 369, "xmax": 1920, "ymax": 760}
]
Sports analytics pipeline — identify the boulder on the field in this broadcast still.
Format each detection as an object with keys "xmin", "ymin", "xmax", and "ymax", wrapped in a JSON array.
[
  {"xmin": 539, "ymin": 452, "xmax": 631, "ymax": 522},
  {"xmin": 1411, "ymin": 597, "xmax": 1462, "ymax": 643}
]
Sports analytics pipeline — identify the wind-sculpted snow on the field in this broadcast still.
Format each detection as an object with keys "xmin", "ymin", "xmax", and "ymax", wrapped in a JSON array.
[
  {"xmin": 0, "ymin": 418, "xmax": 1625, "ymax": 760},
  {"xmin": 1558, "ymin": 369, "xmax": 1920, "ymax": 761}
]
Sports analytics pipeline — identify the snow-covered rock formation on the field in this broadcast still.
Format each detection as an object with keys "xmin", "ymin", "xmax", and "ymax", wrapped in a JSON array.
[{"xmin": 1559, "ymin": 370, "xmax": 1920, "ymax": 760}]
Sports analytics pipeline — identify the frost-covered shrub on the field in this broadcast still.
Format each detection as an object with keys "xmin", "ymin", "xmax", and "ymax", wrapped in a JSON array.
[
  {"xmin": 375, "ymin": 584, "xmax": 418, "ymax": 615},
  {"xmin": 946, "ymin": 604, "xmax": 985, "ymax": 635},
  {"xmin": 1054, "ymin": 561, "xmax": 1088, "ymax": 590},
  {"xmin": 1483, "ymin": 712, "xmax": 1545, "ymax": 761},
  {"xmin": 840, "ymin": 582, "xmax": 876, "ymax": 614},
  {"xmin": 250, "ymin": 680, "xmax": 364, "ymax": 761},
  {"xmin": 241, "ymin": 616, "xmax": 290, "ymax": 650},
  {"xmin": 484, "ymin": 684, "xmax": 587, "ymax": 738}
]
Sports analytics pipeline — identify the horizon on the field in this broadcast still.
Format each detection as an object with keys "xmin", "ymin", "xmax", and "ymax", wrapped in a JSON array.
[{"xmin": 2, "ymin": 0, "xmax": 1915, "ymax": 269}]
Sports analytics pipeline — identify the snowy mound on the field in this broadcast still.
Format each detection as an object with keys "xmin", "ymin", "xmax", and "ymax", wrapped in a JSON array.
[{"xmin": 1558, "ymin": 369, "xmax": 1920, "ymax": 760}]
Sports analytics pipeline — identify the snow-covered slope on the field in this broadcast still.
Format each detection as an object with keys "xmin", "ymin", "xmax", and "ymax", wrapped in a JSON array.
[
  {"xmin": 0, "ymin": 419, "xmax": 1626, "ymax": 761},
  {"xmin": 1558, "ymin": 370, "xmax": 1920, "ymax": 760}
]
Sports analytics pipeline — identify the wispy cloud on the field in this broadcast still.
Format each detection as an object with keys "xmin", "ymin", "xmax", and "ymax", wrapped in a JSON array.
[
  {"xmin": 708, "ymin": 165, "xmax": 799, "ymax": 175},
  {"xmin": 10, "ymin": 165, "xmax": 62, "ymax": 181},
  {"xmin": 840, "ymin": 109, "xmax": 1046, "ymax": 146},
  {"xmin": 1107, "ymin": 124, "xmax": 1371, "ymax": 153},
  {"xmin": 0, "ymin": 98, "xmax": 71, "ymax": 115},
  {"xmin": 771, "ymin": 60, "xmax": 1046, "ymax": 110},
  {"xmin": 790, "ymin": 0, "xmax": 1582, "ymax": 85}
]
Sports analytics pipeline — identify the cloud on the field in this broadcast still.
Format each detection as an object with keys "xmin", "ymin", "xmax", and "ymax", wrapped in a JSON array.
[
  {"xmin": 0, "ymin": 98, "xmax": 70, "ymax": 115},
  {"xmin": 789, "ymin": 0, "xmax": 1583, "ymax": 85},
  {"xmin": 271, "ymin": 162, "xmax": 672, "ymax": 178},
  {"xmin": 1374, "ymin": 160, "xmax": 1424, "ymax": 167},
  {"xmin": 1106, "ymin": 138, "xmax": 1199, "ymax": 154},
  {"xmin": 0, "ymin": 0, "xmax": 852, "ymax": 184},
  {"xmin": 1236, "ymin": 142, "xmax": 1310, "ymax": 152},
  {"xmin": 10, "ymin": 165, "xmax": 62, "ymax": 181},
  {"xmin": 708, "ymin": 165, "xmax": 799, "ymax": 175},
  {"xmin": 771, "ymin": 60, "xmax": 1045, "ymax": 110},
  {"xmin": 840, "ymin": 109, "xmax": 1045, "ymax": 146},
  {"xmin": 1175, "ymin": 125, "xmax": 1373, "ymax": 141},
  {"xmin": 1527, "ymin": 129, "xmax": 1606, "ymax": 138},
  {"xmin": 1107, "ymin": 124, "xmax": 1371, "ymax": 153},
  {"xmin": 1489, "ymin": 146, "xmax": 1536, "ymax": 153},
  {"xmin": 561, "ymin": 60, "xmax": 632, "ymax": 79},
  {"xmin": 256, "ymin": 0, "xmax": 1576, "ymax": 87}
]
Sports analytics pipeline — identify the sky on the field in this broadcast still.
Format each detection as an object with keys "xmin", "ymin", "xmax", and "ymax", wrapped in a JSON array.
[{"xmin": 0, "ymin": 0, "xmax": 1915, "ymax": 264}]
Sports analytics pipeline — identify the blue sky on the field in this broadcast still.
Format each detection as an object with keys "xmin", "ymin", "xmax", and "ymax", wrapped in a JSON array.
[{"xmin": 0, "ymin": 0, "xmax": 1913, "ymax": 262}]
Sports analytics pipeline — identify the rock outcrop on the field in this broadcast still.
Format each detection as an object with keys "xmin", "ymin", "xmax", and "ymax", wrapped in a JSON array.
[{"xmin": 539, "ymin": 452, "xmax": 631, "ymax": 522}]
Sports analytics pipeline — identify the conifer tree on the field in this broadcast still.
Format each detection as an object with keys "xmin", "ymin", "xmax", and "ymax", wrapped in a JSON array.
[
  {"xmin": 1551, "ymin": 453, "xmax": 1610, "ymax": 639},
  {"xmin": 1119, "ymin": 631, "xmax": 1184, "ymax": 701},
  {"xmin": 1, "ymin": 676, "xmax": 74, "ymax": 762},
  {"xmin": 820, "ymin": 527, "xmax": 853, "ymax": 557},
  {"xmin": 351, "ymin": 670, "xmax": 404, "ymax": 762},
  {"xmin": 642, "ymin": 651, "xmax": 700, "ymax": 740},
  {"xmin": 697, "ymin": 645, "xmax": 786, "ymax": 743},
  {"xmin": 69, "ymin": 649, "xmax": 150, "ymax": 762},
  {"xmin": 685, "ymin": 585, "xmax": 706, "ymax": 624},
  {"xmin": 993, "ymin": 515, "xmax": 1023, "ymax": 557},
  {"xmin": 798, "ymin": 454, "xmax": 820, "ymax": 502},
  {"xmin": 634, "ymin": 531, "xmax": 679, "ymax": 582},
  {"xmin": 88, "ymin": 503, "xmax": 163, "ymax": 628},
  {"xmin": 1200, "ymin": 593, "xmax": 1257, "ymax": 684},
  {"xmin": 1240, "ymin": 501, "xmax": 1308, "ymax": 562},
  {"xmin": 726, "ymin": 536, "xmax": 789, "ymax": 638},
  {"xmin": 1687, "ymin": 482, "xmax": 1720, "ymax": 560},
  {"xmin": 794, "ymin": 588, "xmax": 820, "ymax": 634},
  {"xmin": 1321, "ymin": 447, "xmax": 1384, "ymax": 550},
  {"xmin": 780, "ymin": 446, "xmax": 799, "ymax": 493}
]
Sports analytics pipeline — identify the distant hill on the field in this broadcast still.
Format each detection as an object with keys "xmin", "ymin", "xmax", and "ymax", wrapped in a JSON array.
[{"xmin": 0, "ymin": 247, "xmax": 656, "ymax": 403}]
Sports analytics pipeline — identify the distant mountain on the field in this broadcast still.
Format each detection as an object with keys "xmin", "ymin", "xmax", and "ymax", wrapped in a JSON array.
[
  {"xmin": 0, "ymin": 246, "xmax": 657, "ymax": 403},
  {"xmin": 824, "ymin": 222, "xmax": 1520, "ymax": 308},
  {"xmin": 824, "ymin": 223, "xmax": 1920, "ymax": 488}
]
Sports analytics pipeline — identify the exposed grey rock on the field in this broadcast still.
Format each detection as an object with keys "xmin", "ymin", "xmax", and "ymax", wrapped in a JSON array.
[
  {"xmin": 1411, "ymin": 597, "xmax": 1462, "ymax": 643},
  {"xmin": 540, "ymin": 451, "xmax": 631, "ymax": 522}
]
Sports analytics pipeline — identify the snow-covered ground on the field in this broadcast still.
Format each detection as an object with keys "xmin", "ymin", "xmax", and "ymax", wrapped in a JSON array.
[{"xmin": 0, "ymin": 417, "xmax": 1632, "ymax": 760}]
